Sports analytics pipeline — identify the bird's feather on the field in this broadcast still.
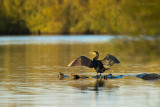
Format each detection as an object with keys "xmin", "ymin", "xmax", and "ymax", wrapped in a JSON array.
[
  {"xmin": 68, "ymin": 56, "xmax": 93, "ymax": 68},
  {"xmin": 102, "ymin": 54, "xmax": 120, "ymax": 66}
]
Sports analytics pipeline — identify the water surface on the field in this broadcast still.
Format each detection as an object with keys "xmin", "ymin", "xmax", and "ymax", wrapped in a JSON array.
[
  {"xmin": 0, "ymin": 35, "xmax": 114, "ymax": 45},
  {"xmin": 0, "ymin": 36, "xmax": 160, "ymax": 107}
]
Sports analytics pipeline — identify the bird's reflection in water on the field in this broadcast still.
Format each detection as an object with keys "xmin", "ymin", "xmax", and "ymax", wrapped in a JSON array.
[
  {"xmin": 91, "ymin": 79, "xmax": 105, "ymax": 92},
  {"xmin": 68, "ymin": 77, "xmax": 119, "ymax": 92},
  {"xmin": 68, "ymin": 78, "xmax": 106, "ymax": 91}
]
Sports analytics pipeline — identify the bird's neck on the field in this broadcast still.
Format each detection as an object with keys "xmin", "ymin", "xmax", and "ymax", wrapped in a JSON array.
[{"xmin": 93, "ymin": 54, "xmax": 99, "ymax": 60}]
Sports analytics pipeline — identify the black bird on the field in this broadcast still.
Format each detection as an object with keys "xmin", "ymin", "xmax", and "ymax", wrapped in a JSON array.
[{"xmin": 68, "ymin": 51, "xmax": 120, "ymax": 76}]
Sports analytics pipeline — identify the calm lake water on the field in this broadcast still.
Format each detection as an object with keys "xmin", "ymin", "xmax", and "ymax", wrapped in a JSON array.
[{"xmin": 0, "ymin": 36, "xmax": 160, "ymax": 107}]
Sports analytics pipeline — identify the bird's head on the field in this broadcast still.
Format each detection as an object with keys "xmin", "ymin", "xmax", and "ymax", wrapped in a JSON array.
[
  {"xmin": 89, "ymin": 51, "xmax": 99, "ymax": 55},
  {"xmin": 89, "ymin": 51, "xmax": 99, "ymax": 60}
]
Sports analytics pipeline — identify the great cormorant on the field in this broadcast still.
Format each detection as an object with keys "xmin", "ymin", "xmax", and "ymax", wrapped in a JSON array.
[{"xmin": 68, "ymin": 51, "xmax": 120, "ymax": 76}]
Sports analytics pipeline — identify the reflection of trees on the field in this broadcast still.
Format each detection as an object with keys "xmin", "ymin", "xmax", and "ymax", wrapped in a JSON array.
[
  {"xmin": 112, "ymin": 39, "xmax": 160, "ymax": 64},
  {"xmin": 0, "ymin": 42, "xmax": 159, "ymax": 95}
]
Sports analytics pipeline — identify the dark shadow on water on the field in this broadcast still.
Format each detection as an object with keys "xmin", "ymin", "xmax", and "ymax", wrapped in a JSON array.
[
  {"xmin": 67, "ymin": 78, "xmax": 106, "ymax": 91},
  {"xmin": 67, "ymin": 77, "xmax": 119, "ymax": 93},
  {"xmin": 64, "ymin": 73, "xmax": 160, "ymax": 93},
  {"xmin": 58, "ymin": 73, "xmax": 160, "ymax": 92},
  {"xmin": 92, "ymin": 73, "xmax": 160, "ymax": 80},
  {"xmin": 90, "ymin": 79, "xmax": 105, "ymax": 92},
  {"xmin": 92, "ymin": 74, "xmax": 132, "ymax": 79}
]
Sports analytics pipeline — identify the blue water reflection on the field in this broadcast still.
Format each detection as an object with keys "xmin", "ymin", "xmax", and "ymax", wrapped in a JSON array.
[{"xmin": 0, "ymin": 35, "xmax": 115, "ymax": 45}]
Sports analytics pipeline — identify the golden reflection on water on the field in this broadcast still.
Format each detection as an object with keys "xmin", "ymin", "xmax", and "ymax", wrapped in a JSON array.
[
  {"xmin": 0, "ymin": 44, "xmax": 159, "ymax": 87},
  {"xmin": 0, "ymin": 43, "xmax": 160, "ymax": 107}
]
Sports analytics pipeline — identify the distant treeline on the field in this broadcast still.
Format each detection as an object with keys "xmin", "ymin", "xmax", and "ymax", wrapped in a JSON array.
[{"xmin": 0, "ymin": 0, "xmax": 160, "ymax": 35}]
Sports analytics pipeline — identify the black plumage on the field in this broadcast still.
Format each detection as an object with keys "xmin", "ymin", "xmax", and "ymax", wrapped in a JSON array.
[{"xmin": 68, "ymin": 51, "xmax": 120, "ymax": 76}]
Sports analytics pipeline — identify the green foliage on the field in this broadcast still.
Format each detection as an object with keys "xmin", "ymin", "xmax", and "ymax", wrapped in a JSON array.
[
  {"xmin": 0, "ymin": 0, "xmax": 30, "ymax": 34},
  {"xmin": 0, "ymin": 0, "xmax": 160, "ymax": 35}
]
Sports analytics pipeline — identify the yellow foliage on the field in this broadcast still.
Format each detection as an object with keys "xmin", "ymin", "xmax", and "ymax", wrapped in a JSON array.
[{"xmin": 0, "ymin": 0, "xmax": 160, "ymax": 35}]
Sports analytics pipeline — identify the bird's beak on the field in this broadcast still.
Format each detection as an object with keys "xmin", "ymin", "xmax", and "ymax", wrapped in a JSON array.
[{"xmin": 89, "ymin": 52, "xmax": 96, "ymax": 55}]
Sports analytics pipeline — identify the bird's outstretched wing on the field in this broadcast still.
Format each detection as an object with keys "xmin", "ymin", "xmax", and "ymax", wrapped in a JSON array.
[
  {"xmin": 68, "ymin": 56, "xmax": 93, "ymax": 68},
  {"xmin": 102, "ymin": 54, "xmax": 120, "ymax": 66}
]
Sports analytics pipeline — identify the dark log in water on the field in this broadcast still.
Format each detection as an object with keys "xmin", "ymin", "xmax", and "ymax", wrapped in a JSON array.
[{"xmin": 58, "ymin": 73, "xmax": 160, "ymax": 80}]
